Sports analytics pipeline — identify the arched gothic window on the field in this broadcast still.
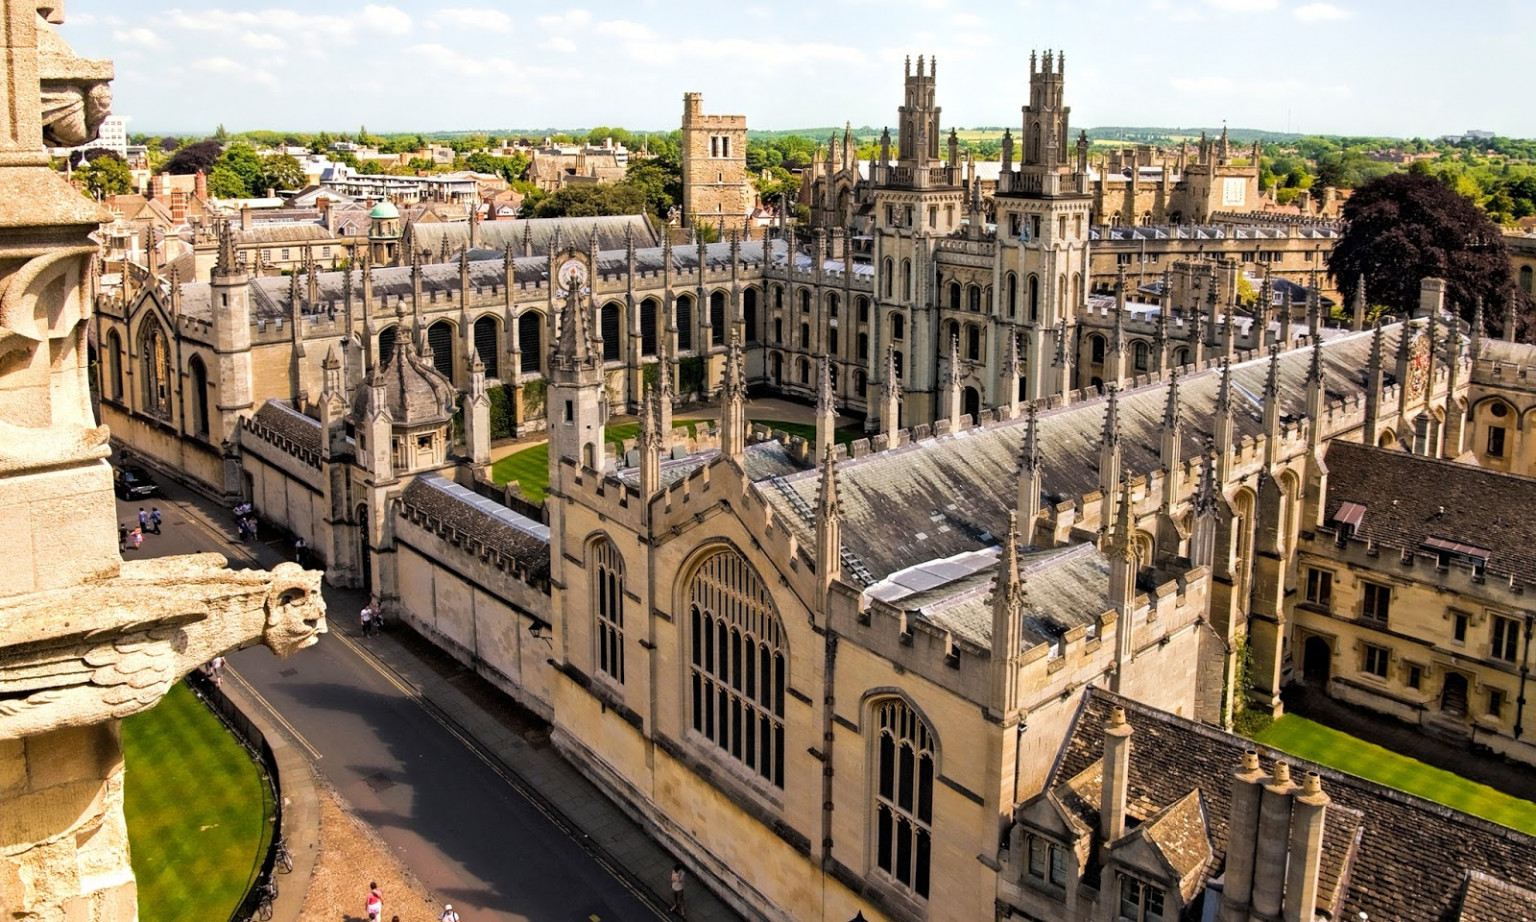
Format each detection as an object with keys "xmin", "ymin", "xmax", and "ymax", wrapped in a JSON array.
[
  {"xmin": 592, "ymin": 539, "xmax": 625, "ymax": 684},
  {"xmin": 1006, "ymin": 273, "xmax": 1018, "ymax": 318},
  {"xmin": 902, "ymin": 259, "xmax": 913, "ymax": 300},
  {"xmin": 104, "ymin": 329, "xmax": 124, "ymax": 401},
  {"xmin": 689, "ymin": 549, "xmax": 786, "ymax": 787},
  {"xmin": 1028, "ymin": 275, "xmax": 1040, "ymax": 322},
  {"xmin": 676, "ymin": 296, "xmax": 695, "ymax": 352},
  {"xmin": 518, "ymin": 312, "xmax": 542, "ymax": 373},
  {"xmin": 138, "ymin": 317, "xmax": 173, "ymax": 419},
  {"xmin": 187, "ymin": 354, "xmax": 210, "ymax": 437},
  {"xmin": 427, "ymin": 320, "xmax": 454, "ymax": 378},
  {"xmin": 640, "ymin": 298, "xmax": 659, "ymax": 356},
  {"xmin": 601, "ymin": 302, "xmax": 622, "ymax": 362},
  {"xmin": 474, "ymin": 315, "xmax": 500, "ymax": 378},
  {"xmin": 882, "ymin": 258, "xmax": 894, "ymax": 298},
  {"xmin": 1133, "ymin": 340, "xmax": 1149, "ymax": 372},
  {"xmin": 873, "ymin": 698, "xmax": 934, "ymax": 899}
]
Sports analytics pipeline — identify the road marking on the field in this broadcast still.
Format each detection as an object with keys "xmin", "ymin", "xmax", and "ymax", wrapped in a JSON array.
[{"xmin": 226, "ymin": 667, "xmax": 324, "ymax": 761}]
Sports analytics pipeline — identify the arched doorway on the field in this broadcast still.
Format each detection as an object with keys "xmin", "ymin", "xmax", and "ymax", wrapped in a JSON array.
[
  {"xmin": 1440, "ymin": 673, "xmax": 1469, "ymax": 718},
  {"xmin": 962, "ymin": 386, "xmax": 980, "ymax": 421},
  {"xmin": 1302, "ymin": 635, "xmax": 1332, "ymax": 685}
]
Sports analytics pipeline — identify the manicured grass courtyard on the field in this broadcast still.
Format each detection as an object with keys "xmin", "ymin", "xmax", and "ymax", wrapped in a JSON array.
[
  {"xmin": 489, "ymin": 419, "xmax": 701, "ymax": 503},
  {"xmin": 750, "ymin": 419, "xmax": 864, "ymax": 449},
  {"xmin": 1254, "ymin": 715, "xmax": 1536, "ymax": 834},
  {"xmin": 123, "ymin": 681, "xmax": 274, "ymax": 922}
]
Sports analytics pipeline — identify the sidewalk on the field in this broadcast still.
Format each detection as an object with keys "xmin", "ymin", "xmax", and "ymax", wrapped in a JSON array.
[{"xmin": 169, "ymin": 484, "xmax": 743, "ymax": 922}]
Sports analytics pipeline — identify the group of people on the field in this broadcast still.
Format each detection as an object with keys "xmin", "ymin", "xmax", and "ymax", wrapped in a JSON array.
[
  {"xmin": 360, "ymin": 599, "xmax": 385, "ymax": 637},
  {"xmin": 364, "ymin": 881, "xmax": 458, "ymax": 922},
  {"xmin": 118, "ymin": 506, "xmax": 163, "ymax": 552},
  {"xmin": 233, "ymin": 502, "xmax": 261, "ymax": 543}
]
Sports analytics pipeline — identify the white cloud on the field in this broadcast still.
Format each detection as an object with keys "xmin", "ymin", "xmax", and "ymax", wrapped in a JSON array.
[
  {"xmin": 1204, "ymin": 0, "xmax": 1278, "ymax": 10},
  {"xmin": 66, "ymin": 12, "xmax": 97, "ymax": 26},
  {"xmin": 953, "ymin": 11, "xmax": 984, "ymax": 26},
  {"xmin": 361, "ymin": 4, "xmax": 413, "ymax": 35},
  {"xmin": 112, "ymin": 26, "xmax": 164, "ymax": 48},
  {"xmin": 542, "ymin": 36, "xmax": 578, "ymax": 54},
  {"xmin": 538, "ymin": 9, "xmax": 594, "ymax": 30},
  {"xmin": 193, "ymin": 56, "xmax": 277, "ymax": 86},
  {"xmin": 243, "ymin": 32, "xmax": 285, "ymax": 51},
  {"xmin": 437, "ymin": 8, "xmax": 513, "ymax": 32},
  {"xmin": 1294, "ymin": 2, "xmax": 1352, "ymax": 21},
  {"xmin": 594, "ymin": 19, "xmax": 656, "ymax": 41}
]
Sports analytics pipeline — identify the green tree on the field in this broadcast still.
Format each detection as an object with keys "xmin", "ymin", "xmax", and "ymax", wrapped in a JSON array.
[
  {"xmin": 258, "ymin": 154, "xmax": 305, "ymax": 193},
  {"xmin": 163, "ymin": 139, "xmax": 223, "ymax": 175},
  {"xmin": 625, "ymin": 150, "xmax": 682, "ymax": 221},
  {"xmin": 76, "ymin": 152, "xmax": 132, "ymax": 197},
  {"xmin": 1327, "ymin": 171, "xmax": 1529, "ymax": 337},
  {"xmin": 217, "ymin": 143, "xmax": 263, "ymax": 196},
  {"xmin": 213, "ymin": 124, "xmax": 228, "ymax": 142},
  {"xmin": 522, "ymin": 182, "xmax": 648, "ymax": 218},
  {"xmin": 205, "ymin": 164, "xmax": 248, "ymax": 198}
]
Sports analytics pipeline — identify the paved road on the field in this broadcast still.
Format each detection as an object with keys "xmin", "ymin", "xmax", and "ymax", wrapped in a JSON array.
[{"xmin": 115, "ymin": 475, "xmax": 660, "ymax": 922}]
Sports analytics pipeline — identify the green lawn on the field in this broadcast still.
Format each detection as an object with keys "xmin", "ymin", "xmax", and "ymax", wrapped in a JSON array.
[
  {"xmin": 489, "ymin": 419, "xmax": 702, "ymax": 503},
  {"xmin": 1254, "ymin": 715, "xmax": 1536, "ymax": 834},
  {"xmin": 123, "ymin": 682, "xmax": 274, "ymax": 922}
]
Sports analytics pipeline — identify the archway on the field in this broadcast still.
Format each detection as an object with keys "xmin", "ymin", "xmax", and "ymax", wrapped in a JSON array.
[
  {"xmin": 427, "ymin": 319, "xmax": 455, "ymax": 378},
  {"xmin": 1302, "ymin": 636, "xmax": 1332, "ymax": 685},
  {"xmin": 962, "ymin": 386, "xmax": 980, "ymax": 421},
  {"xmin": 1440, "ymin": 673, "xmax": 1469, "ymax": 718}
]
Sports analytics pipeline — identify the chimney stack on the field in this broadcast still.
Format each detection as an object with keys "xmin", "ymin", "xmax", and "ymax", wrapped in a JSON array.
[
  {"xmin": 1250, "ymin": 761, "xmax": 1298, "ymax": 920},
  {"xmin": 1283, "ymin": 772, "xmax": 1330, "ymax": 922},
  {"xmin": 1220, "ymin": 750, "xmax": 1267, "ymax": 922},
  {"xmin": 1099, "ymin": 707, "xmax": 1134, "ymax": 842}
]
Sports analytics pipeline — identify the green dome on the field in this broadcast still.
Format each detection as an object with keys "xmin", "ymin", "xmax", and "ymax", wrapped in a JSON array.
[{"xmin": 369, "ymin": 200, "xmax": 399, "ymax": 220}]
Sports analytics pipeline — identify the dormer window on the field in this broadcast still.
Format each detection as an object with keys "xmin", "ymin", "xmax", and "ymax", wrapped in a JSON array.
[
  {"xmin": 1026, "ymin": 834, "xmax": 1069, "ymax": 887},
  {"xmin": 1118, "ymin": 876, "xmax": 1166, "ymax": 922}
]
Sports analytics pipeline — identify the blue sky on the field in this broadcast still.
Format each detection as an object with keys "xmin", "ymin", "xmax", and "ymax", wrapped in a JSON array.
[{"xmin": 61, "ymin": 0, "xmax": 1533, "ymax": 138}]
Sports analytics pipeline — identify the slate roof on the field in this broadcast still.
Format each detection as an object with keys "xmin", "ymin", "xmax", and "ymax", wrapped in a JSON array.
[
  {"xmin": 399, "ymin": 473, "xmax": 550, "ymax": 583},
  {"xmin": 1322, "ymin": 441, "xmax": 1536, "ymax": 585},
  {"xmin": 406, "ymin": 213, "xmax": 659, "ymax": 258},
  {"xmin": 1456, "ymin": 869, "xmax": 1536, "ymax": 922},
  {"xmin": 761, "ymin": 326, "xmax": 1396, "ymax": 582},
  {"xmin": 249, "ymin": 400, "xmax": 321, "ymax": 454},
  {"xmin": 234, "ymin": 223, "xmax": 336, "ymax": 246},
  {"xmin": 1135, "ymin": 789, "xmax": 1213, "ymax": 901},
  {"xmin": 1051, "ymin": 690, "xmax": 1536, "ymax": 922}
]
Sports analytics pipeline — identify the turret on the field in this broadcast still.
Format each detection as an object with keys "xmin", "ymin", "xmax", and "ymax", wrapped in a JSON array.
[
  {"xmin": 721, "ymin": 332, "xmax": 747, "ymax": 464},
  {"xmin": 546, "ymin": 253, "xmax": 606, "ymax": 475},
  {"xmin": 318, "ymin": 346, "xmax": 348, "ymax": 459}
]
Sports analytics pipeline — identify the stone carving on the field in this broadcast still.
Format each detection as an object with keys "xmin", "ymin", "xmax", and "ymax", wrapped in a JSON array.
[
  {"xmin": 0, "ymin": 555, "xmax": 326, "ymax": 739},
  {"xmin": 35, "ymin": 6, "xmax": 114, "ymax": 148}
]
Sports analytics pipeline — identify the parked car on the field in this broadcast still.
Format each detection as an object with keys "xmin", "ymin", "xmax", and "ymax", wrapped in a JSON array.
[{"xmin": 114, "ymin": 465, "xmax": 159, "ymax": 500}]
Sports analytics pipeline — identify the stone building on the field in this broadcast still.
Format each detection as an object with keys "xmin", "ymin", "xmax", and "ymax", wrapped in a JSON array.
[
  {"xmin": 680, "ymin": 91, "xmax": 751, "ymax": 227},
  {"xmin": 1089, "ymin": 129, "xmax": 1261, "ymax": 227}
]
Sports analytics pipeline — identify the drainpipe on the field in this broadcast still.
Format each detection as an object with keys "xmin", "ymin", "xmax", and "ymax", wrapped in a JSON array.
[{"xmin": 1515, "ymin": 613, "xmax": 1534, "ymax": 740}]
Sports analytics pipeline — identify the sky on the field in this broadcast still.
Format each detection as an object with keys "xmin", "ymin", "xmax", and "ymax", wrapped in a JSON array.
[{"xmin": 60, "ymin": 0, "xmax": 1536, "ymax": 139}]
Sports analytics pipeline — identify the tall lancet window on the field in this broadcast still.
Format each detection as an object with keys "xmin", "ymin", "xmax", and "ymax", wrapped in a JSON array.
[
  {"xmin": 873, "ymin": 698, "xmax": 934, "ymax": 899},
  {"xmin": 689, "ymin": 548, "xmax": 785, "ymax": 788},
  {"xmin": 592, "ymin": 539, "xmax": 625, "ymax": 684},
  {"xmin": 138, "ymin": 317, "xmax": 173, "ymax": 420}
]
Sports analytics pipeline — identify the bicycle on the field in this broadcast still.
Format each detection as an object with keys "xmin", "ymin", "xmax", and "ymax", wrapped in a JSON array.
[
  {"xmin": 273, "ymin": 836, "xmax": 293, "ymax": 874},
  {"xmin": 249, "ymin": 879, "xmax": 277, "ymax": 922}
]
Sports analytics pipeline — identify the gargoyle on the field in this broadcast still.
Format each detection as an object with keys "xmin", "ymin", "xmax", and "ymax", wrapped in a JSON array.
[
  {"xmin": 0, "ymin": 554, "xmax": 326, "ymax": 739},
  {"xmin": 35, "ymin": 4, "xmax": 115, "ymax": 148}
]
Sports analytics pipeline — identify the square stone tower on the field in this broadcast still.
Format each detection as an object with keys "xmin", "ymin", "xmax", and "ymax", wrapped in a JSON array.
[{"xmin": 680, "ymin": 92, "xmax": 751, "ymax": 228}]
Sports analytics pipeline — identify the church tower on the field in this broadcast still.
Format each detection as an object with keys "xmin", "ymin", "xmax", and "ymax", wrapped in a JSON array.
[
  {"xmin": 209, "ymin": 219, "xmax": 255, "ymax": 493},
  {"xmin": 869, "ymin": 55, "xmax": 967, "ymax": 423},
  {"xmin": 993, "ymin": 50, "xmax": 1094, "ymax": 400},
  {"xmin": 545, "ymin": 251, "xmax": 607, "ymax": 480},
  {"xmin": 680, "ymin": 92, "xmax": 750, "ymax": 229}
]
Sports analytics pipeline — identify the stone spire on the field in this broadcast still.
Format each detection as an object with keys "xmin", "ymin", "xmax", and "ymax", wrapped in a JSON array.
[
  {"xmin": 815, "ymin": 353, "xmax": 838, "ymax": 453},
  {"xmin": 1504, "ymin": 293, "xmax": 1519, "ymax": 343},
  {"xmin": 1306, "ymin": 334, "xmax": 1326, "ymax": 448},
  {"xmin": 988, "ymin": 511, "xmax": 1026, "ymax": 717},
  {"xmin": 1352, "ymin": 273, "xmax": 1367, "ymax": 332},
  {"xmin": 1003, "ymin": 331, "xmax": 1022, "ymax": 420},
  {"xmin": 213, "ymin": 218, "xmax": 242, "ymax": 280},
  {"xmin": 1215, "ymin": 358, "xmax": 1234, "ymax": 480},
  {"xmin": 815, "ymin": 446, "xmax": 842, "ymax": 593},
  {"xmin": 1108, "ymin": 265, "xmax": 1128, "ymax": 387},
  {"xmin": 1055, "ymin": 318, "xmax": 1074, "ymax": 403},
  {"xmin": 1161, "ymin": 368, "xmax": 1182, "ymax": 509},
  {"xmin": 464, "ymin": 346, "xmax": 491, "ymax": 465},
  {"xmin": 550, "ymin": 279, "xmax": 599, "ymax": 374},
  {"xmin": 1154, "ymin": 269, "xmax": 1171, "ymax": 371},
  {"xmin": 1189, "ymin": 442, "xmax": 1219, "ymax": 568},
  {"xmin": 1257, "ymin": 268, "xmax": 1275, "ymax": 347},
  {"xmin": 721, "ymin": 332, "xmax": 747, "ymax": 464},
  {"xmin": 1364, "ymin": 319, "xmax": 1385, "ymax": 446},
  {"xmin": 638, "ymin": 387, "xmax": 662, "ymax": 499},
  {"xmin": 1018, "ymin": 401, "xmax": 1044, "ymax": 544},
  {"xmin": 1262, "ymin": 344, "xmax": 1283, "ymax": 465},
  {"xmin": 946, "ymin": 333, "xmax": 963, "ymax": 428},
  {"xmin": 1108, "ymin": 477, "xmax": 1138, "ymax": 691},
  {"xmin": 1099, "ymin": 384, "xmax": 1121, "ymax": 529},
  {"xmin": 1190, "ymin": 293, "xmax": 1207, "ymax": 368},
  {"xmin": 881, "ymin": 345, "xmax": 902, "ymax": 442}
]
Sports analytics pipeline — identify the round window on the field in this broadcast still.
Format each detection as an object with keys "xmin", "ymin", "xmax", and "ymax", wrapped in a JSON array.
[{"xmin": 1491, "ymin": 403, "xmax": 1509, "ymax": 418}]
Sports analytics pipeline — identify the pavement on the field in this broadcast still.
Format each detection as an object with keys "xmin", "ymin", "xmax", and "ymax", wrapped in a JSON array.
[{"xmin": 115, "ymin": 461, "xmax": 742, "ymax": 922}]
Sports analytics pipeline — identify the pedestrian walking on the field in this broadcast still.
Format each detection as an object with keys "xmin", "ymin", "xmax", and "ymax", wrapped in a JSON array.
[
  {"xmin": 248, "ymin": 514, "xmax": 260, "ymax": 541},
  {"xmin": 130, "ymin": 526, "xmax": 143, "ymax": 550},
  {"xmin": 237, "ymin": 518, "xmax": 249, "ymax": 542},
  {"xmin": 118, "ymin": 523, "xmax": 127, "ymax": 551},
  {"xmin": 360, "ymin": 602, "xmax": 374, "ymax": 637},
  {"xmin": 137, "ymin": 507, "xmax": 149, "ymax": 531},
  {"xmin": 207, "ymin": 655, "xmax": 225, "ymax": 687},
  {"xmin": 294, "ymin": 536, "xmax": 306, "ymax": 566},
  {"xmin": 669, "ymin": 864, "xmax": 687, "ymax": 917},
  {"xmin": 365, "ymin": 882, "xmax": 382, "ymax": 922},
  {"xmin": 149, "ymin": 507, "xmax": 162, "ymax": 535},
  {"xmin": 439, "ymin": 904, "xmax": 459, "ymax": 922}
]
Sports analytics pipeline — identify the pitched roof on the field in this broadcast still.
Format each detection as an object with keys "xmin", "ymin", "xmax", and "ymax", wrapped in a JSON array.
[
  {"xmin": 762, "ymin": 326, "xmax": 1396, "ymax": 582},
  {"xmin": 248, "ymin": 400, "xmax": 322, "ymax": 455},
  {"xmin": 1322, "ymin": 441, "xmax": 1536, "ymax": 585},
  {"xmin": 1050, "ymin": 690, "xmax": 1536, "ymax": 922},
  {"xmin": 1456, "ymin": 870, "xmax": 1536, "ymax": 922},
  {"xmin": 406, "ymin": 213, "xmax": 658, "ymax": 258},
  {"xmin": 398, "ymin": 474, "xmax": 550, "ymax": 583}
]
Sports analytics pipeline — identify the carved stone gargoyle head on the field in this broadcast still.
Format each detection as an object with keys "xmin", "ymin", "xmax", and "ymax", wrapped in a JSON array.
[
  {"xmin": 262, "ymin": 562, "xmax": 328, "ymax": 657},
  {"xmin": 35, "ymin": 4, "xmax": 114, "ymax": 148}
]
